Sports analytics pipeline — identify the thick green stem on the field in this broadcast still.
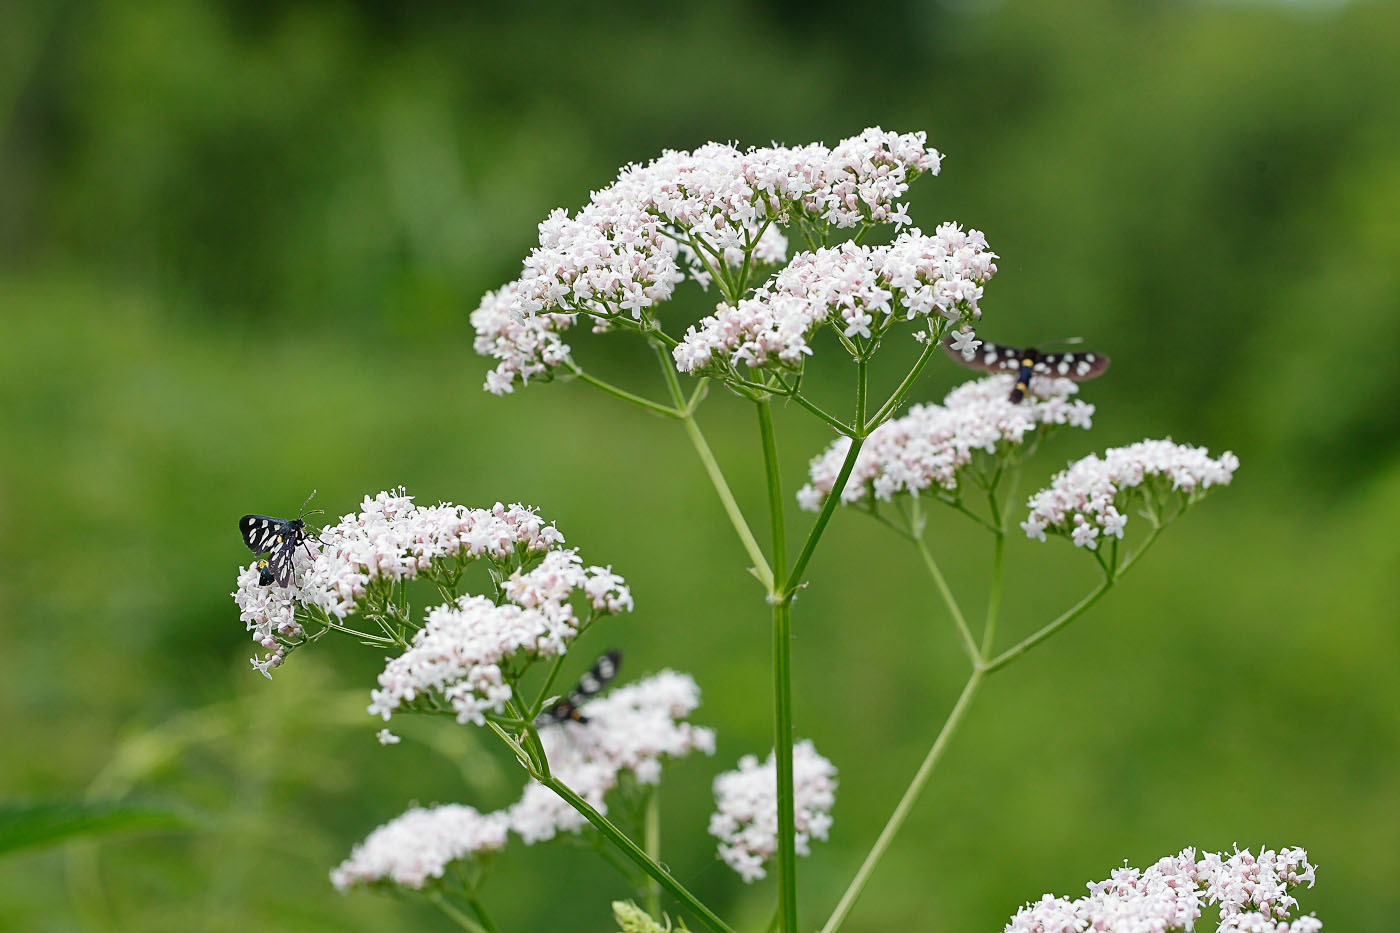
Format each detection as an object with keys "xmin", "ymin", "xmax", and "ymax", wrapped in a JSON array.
[
  {"xmin": 644, "ymin": 789, "xmax": 662, "ymax": 920},
  {"xmin": 771, "ymin": 598, "xmax": 798, "ymax": 933},
  {"xmin": 656, "ymin": 343, "xmax": 774, "ymax": 590},
  {"xmin": 819, "ymin": 672, "xmax": 983, "ymax": 933},
  {"xmin": 757, "ymin": 396, "xmax": 798, "ymax": 933},
  {"xmin": 543, "ymin": 776, "xmax": 734, "ymax": 933}
]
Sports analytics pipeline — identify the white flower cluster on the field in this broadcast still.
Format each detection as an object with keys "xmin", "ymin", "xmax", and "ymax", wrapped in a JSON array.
[
  {"xmin": 472, "ymin": 128, "xmax": 944, "ymax": 394},
  {"xmin": 333, "ymin": 672, "xmax": 713, "ymax": 890},
  {"xmin": 1004, "ymin": 844, "xmax": 1320, "ymax": 933},
  {"xmin": 708, "ymin": 739, "xmax": 838, "ymax": 883},
  {"xmin": 510, "ymin": 671, "xmax": 716, "ymax": 843},
  {"xmin": 368, "ymin": 550, "xmax": 634, "ymax": 725},
  {"xmin": 797, "ymin": 374, "xmax": 1092, "ymax": 511},
  {"xmin": 1023, "ymin": 439, "xmax": 1240, "ymax": 549},
  {"xmin": 329, "ymin": 804, "xmax": 509, "ymax": 891},
  {"xmin": 231, "ymin": 490, "xmax": 624, "ymax": 681},
  {"xmin": 674, "ymin": 225, "xmax": 997, "ymax": 375}
]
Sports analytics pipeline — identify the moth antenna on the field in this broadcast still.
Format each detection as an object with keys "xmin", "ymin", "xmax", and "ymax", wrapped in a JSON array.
[{"xmin": 297, "ymin": 489, "xmax": 319, "ymax": 519}]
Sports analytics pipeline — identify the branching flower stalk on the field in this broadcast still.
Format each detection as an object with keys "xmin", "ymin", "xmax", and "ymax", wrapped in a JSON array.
[{"xmin": 228, "ymin": 127, "xmax": 1297, "ymax": 933}]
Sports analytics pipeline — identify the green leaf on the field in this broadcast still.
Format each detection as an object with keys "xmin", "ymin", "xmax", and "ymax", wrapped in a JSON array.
[{"xmin": 0, "ymin": 800, "xmax": 187, "ymax": 857}]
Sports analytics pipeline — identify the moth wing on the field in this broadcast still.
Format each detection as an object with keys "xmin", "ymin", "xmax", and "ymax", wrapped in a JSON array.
[
  {"xmin": 1040, "ymin": 351, "xmax": 1110, "ymax": 381},
  {"xmin": 240, "ymin": 514, "xmax": 287, "ymax": 553}
]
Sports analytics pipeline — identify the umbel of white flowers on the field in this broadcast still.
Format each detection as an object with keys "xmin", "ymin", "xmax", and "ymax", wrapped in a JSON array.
[{"xmin": 1003, "ymin": 844, "xmax": 1320, "ymax": 932}]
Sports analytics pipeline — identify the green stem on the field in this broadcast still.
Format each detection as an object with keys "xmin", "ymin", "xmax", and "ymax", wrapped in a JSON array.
[
  {"xmin": 819, "ymin": 672, "xmax": 983, "ymax": 933},
  {"xmin": 465, "ymin": 894, "xmax": 500, "ymax": 933},
  {"xmin": 771, "ymin": 599, "xmax": 798, "ymax": 933},
  {"xmin": 528, "ymin": 652, "xmax": 570, "ymax": 720},
  {"xmin": 656, "ymin": 343, "xmax": 774, "ymax": 590},
  {"xmin": 786, "ymin": 436, "xmax": 866, "ymax": 593},
  {"xmin": 427, "ymin": 892, "xmax": 489, "ymax": 933},
  {"xmin": 571, "ymin": 366, "xmax": 682, "ymax": 419},
  {"xmin": 913, "ymin": 526, "xmax": 980, "ymax": 665},
  {"xmin": 757, "ymin": 401, "xmax": 787, "ymax": 575},
  {"xmin": 983, "ymin": 530, "xmax": 1005, "ymax": 657},
  {"xmin": 865, "ymin": 338, "xmax": 940, "ymax": 432},
  {"xmin": 644, "ymin": 789, "xmax": 662, "ymax": 920},
  {"xmin": 789, "ymin": 391, "xmax": 856, "ymax": 435},
  {"xmin": 757, "ymin": 396, "xmax": 798, "ymax": 933},
  {"xmin": 855, "ymin": 356, "xmax": 869, "ymax": 429},
  {"xmin": 981, "ymin": 581, "xmax": 1113, "ymax": 673},
  {"xmin": 543, "ymin": 776, "xmax": 734, "ymax": 933}
]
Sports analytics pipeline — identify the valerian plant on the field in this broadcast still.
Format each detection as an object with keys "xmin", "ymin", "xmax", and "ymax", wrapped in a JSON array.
[{"xmin": 231, "ymin": 128, "xmax": 1321, "ymax": 932}]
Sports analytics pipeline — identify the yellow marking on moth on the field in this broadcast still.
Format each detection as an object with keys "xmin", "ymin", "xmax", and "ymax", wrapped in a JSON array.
[
  {"xmin": 1021, "ymin": 358, "xmax": 1034, "ymax": 367},
  {"xmin": 1015, "ymin": 382, "xmax": 1028, "ymax": 390}
]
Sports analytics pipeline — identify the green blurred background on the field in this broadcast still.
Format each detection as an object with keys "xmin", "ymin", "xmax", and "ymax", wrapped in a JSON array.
[{"xmin": 2, "ymin": 0, "xmax": 1397, "ymax": 929}]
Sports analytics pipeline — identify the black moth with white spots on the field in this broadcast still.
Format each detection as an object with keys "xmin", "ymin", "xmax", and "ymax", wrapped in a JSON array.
[
  {"xmin": 238, "ymin": 492, "xmax": 321, "ymax": 588},
  {"xmin": 944, "ymin": 335, "xmax": 1110, "ymax": 403},
  {"xmin": 535, "ymin": 650, "xmax": 623, "ymax": 726}
]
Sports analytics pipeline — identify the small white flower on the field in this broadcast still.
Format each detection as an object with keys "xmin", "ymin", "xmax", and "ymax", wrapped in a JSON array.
[
  {"xmin": 948, "ymin": 326, "xmax": 981, "ymax": 357},
  {"xmin": 708, "ymin": 740, "xmax": 837, "ymax": 883},
  {"xmin": 376, "ymin": 729, "xmax": 400, "ymax": 746}
]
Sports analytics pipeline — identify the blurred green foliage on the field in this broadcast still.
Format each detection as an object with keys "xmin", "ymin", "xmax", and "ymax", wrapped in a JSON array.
[{"xmin": 2, "ymin": 0, "xmax": 1397, "ymax": 930}]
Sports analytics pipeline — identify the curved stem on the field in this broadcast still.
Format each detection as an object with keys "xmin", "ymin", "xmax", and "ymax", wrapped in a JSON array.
[
  {"xmin": 543, "ymin": 776, "xmax": 735, "ymax": 933},
  {"xmin": 820, "ymin": 672, "xmax": 983, "ymax": 933},
  {"xmin": 656, "ymin": 344, "xmax": 774, "ymax": 590}
]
